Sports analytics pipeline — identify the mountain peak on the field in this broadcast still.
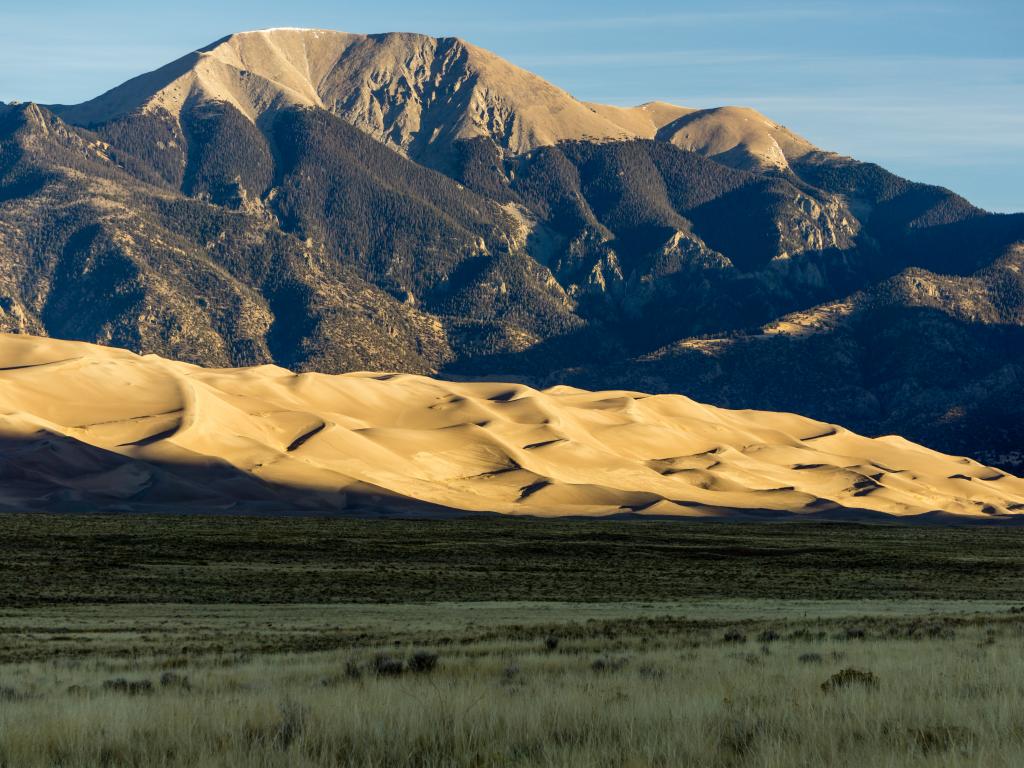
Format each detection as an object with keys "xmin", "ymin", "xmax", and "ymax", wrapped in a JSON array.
[
  {"xmin": 235, "ymin": 26, "xmax": 337, "ymax": 34},
  {"xmin": 52, "ymin": 28, "xmax": 631, "ymax": 155},
  {"xmin": 655, "ymin": 105, "xmax": 817, "ymax": 170},
  {"xmin": 49, "ymin": 28, "xmax": 818, "ymax": 169}
]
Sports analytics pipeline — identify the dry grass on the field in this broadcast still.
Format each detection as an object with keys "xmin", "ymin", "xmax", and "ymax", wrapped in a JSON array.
[
  {"xmin": 2, "ymin": 604, "xmax": 1024, "ymax": 766},
  {"xmin": 3, "ymin": 515, "xmax": 1024, "ymax": 764},
  {"xmin": 6, "ymin": 514, "xmax": 1024, "ymax": 605}
]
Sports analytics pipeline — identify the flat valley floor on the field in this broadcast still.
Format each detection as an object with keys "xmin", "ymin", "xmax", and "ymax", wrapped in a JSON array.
[{"xmin": 3, "ymin": 515, "xmax": 1024, "ymax": 766}]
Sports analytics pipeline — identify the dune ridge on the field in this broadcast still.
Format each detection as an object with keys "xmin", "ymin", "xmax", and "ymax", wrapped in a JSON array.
[{"xmin": 0, "ymin": 334, "xmax": 1021, "ymax": 521}]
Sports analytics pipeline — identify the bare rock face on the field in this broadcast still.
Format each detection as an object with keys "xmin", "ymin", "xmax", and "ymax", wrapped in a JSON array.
[
  {"xmin": 0, "ymin": 296, "xmax": 36, "ymax": 334},
  {"xmin": 771, "ymin": 191, "xmax": 859, "ymax": 261}
]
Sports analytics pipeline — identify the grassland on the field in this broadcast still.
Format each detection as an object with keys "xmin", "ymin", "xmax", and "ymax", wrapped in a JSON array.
[
  {"xmin": 3, "ymin": 514, "xmax": 1024, "ymax": 766},
  {"xmin": 6, "ymin": 514, "xmax": 1024, "ymax": 605}
]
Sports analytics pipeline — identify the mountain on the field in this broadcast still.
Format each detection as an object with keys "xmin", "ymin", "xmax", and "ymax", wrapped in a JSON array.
[
  {"xmin": 2, "ymin": 333, "xmax": 1022, "ymax": 521},
  {"xmin": 52, "ymin": 30, "xmax": 795, "ymax": 170},
  {"xmin": 55, "ymin": 30, "xmax": 636, "ymax": 161},
  {"xmin": 0, "ymin": 28, "xmax": 1022, "ymax": 476}
]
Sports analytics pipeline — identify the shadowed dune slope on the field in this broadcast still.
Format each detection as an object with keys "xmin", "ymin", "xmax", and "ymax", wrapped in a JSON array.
[{"xmin": 1, "ymin": 334, "xmax": 1022, "ymax": 520}]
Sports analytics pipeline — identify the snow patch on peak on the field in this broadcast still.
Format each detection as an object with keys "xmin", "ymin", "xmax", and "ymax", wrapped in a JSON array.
[{"xmin": 240, "ymin": 27, "xmax": 336, "ymax": 35}]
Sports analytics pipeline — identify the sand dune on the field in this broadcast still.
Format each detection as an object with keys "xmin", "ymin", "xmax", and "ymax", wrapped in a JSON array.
[{"xmin": 0, "ymin": 334, "xmax": 1021, "ymax": 521}]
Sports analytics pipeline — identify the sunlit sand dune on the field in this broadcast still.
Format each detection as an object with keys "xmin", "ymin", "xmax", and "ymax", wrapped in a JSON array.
[{"xmin": 1, "ymin": 334, "xmax": 1022, "ymax": 521}]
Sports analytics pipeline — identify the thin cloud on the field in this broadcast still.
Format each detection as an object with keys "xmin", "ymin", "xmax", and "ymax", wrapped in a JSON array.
[
  {"xmin": 0, "ymin": 44, "xmax": 186, "ymax": 71},
  {"xmin": 520, "ymin": 50, "xmax": 1024, "ymax": 72},
  {"xmin": 515, "ymin": 50, "xmax": 790, "ymax": 67},
  {"xmin": 458, "ymin": 3, "xmax": 959, "ymax": 32}
]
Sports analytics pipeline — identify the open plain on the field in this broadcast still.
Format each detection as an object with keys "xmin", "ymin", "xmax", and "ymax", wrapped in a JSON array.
[{"xmin": 2, "ymin": 515, "xmax": 1024, "ymax": 766}]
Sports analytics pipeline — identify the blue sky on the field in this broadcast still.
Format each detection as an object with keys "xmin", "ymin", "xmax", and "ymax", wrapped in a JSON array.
[{"xmin": 1, "ymin": 1, "xmax": 1021, "ymax": 212}]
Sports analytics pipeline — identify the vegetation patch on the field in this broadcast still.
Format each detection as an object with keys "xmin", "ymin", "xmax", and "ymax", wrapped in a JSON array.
[{"xmin": 821, "ymin": 668, "xmax": 879, "ymax": 692}]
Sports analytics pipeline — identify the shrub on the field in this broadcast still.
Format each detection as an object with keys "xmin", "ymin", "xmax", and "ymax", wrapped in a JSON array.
[
  {"xmin": 344, "ymin": 659, "xmax": 363, "ymax": 680},
  {"xmin": 925, "ymin": 623, "xmax": 956, "ymax": 640},
  {"xmin": 320, "ymin": 663, "xmax": 363, "ymax": 687},
  {"xmin": 273, "ymin": 700, "xmax": 307, "ymax": 750},
  {"xmin": 0, "ymin": 686, "xmax": 25, "ymax": 702},
  {"xmin": 408, "ymin": 650, "xmax": 439, "ymax": 674},
  {"xmin": 789, "ymin": 629, "xmax": 828, "ymax": 642},
  {"xmin": 638, "ymin": 664, "xmax": 666, "ymax": 681},
  {"xmin": 821, "ymin": 668, "xmax": 878, "ymax": 693},
  {"xmin": 757, "ymin": 629, "xmax": 781, "ymax": 643},
  {"xmin": 591, "ymin": 656, "xmax": 628, "ymax": 674},
  {"xmin": 718, "ymin": 716, "xmax": 764, "ymax": 757},
  {"xmin": 798, "ymin": 653, "xmax": 823, "ymax": 664},
  {"xmin": 723, "ymin": 628, "xmax": 747, "ymax": 643},
  {"xmin": 102, "ymin": 679, "xmax": 154, "ymax": 695},
  {"xmin": 909, "ymin": 725, "xmax": 976, "ymax": 755},
  {"xmin": 372, "ymin": 654, "xmax": 405, "ymax": 677},
  {"xmin": 159, "ymin": 672, "xmax": 191, "ymax": 690}
]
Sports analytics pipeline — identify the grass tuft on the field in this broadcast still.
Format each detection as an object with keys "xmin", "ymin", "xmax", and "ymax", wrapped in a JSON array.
[{"xmin": 821, "ymin": 668, "xmax": 879, "ymax": 692}]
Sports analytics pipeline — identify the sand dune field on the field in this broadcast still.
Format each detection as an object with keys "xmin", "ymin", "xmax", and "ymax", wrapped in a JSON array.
[{"xmin": 0, "ymin": 334, "xmax": 1021, "ymax": 520}]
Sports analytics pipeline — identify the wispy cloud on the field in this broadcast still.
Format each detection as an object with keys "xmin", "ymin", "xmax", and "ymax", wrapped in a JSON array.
[
  {"xmin": 0, "ymin": 44, "xmax": 186, "ymax": 71},
  {"xmin": 513, "ymin": 50, "xmax": 789, "ymax": 67},
  {"xmin": 458, "ymin": 3, "xmax": 959, "ymax": 32},
  {"xmin": 517, "ymin": 50, "xmax": 1024, "ymax": 73}
]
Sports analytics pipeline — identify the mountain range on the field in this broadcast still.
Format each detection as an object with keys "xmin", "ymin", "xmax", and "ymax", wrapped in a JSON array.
[{"xmin": 1, "ymin": 28, "xmax": 1022, "ymax": 475}]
